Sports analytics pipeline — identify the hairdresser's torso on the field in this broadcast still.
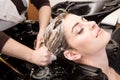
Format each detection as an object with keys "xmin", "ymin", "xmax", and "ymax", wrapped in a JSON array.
[{"xmin": 0, "ymin": 0, "xmax": 29, "ymax": 24}]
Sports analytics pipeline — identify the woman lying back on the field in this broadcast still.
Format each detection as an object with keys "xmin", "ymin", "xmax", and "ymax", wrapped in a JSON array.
[{"xmin": 43, "ymin": 12, "xmax": 120, "ymax": 80}]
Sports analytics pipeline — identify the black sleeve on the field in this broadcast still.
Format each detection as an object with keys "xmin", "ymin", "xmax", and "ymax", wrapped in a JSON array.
[
  {"xmin": 30, "ymin": 0, "xmax": 50, "ymax": 10},
  {"xmin": 0, "ymin": 32, "xmax": 10, "ymax": 52}
]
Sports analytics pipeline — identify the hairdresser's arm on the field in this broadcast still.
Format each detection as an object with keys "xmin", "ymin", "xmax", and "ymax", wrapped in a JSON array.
[
  {"xmin": 0, "ymin": 32, "xmax": 51, "ymax": 66},
  {"xmin": 30, "ymin": 0, "xmax": 51, "ymax": 49},
  {"xmin": 36, "ymin": 5, "xmax": 51, "ymax": 49}
]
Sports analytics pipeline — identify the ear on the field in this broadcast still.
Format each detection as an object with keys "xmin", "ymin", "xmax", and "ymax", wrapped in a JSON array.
[{"xmin": 64, "ymin": 50, "xmax": 81, "ymax": 61}]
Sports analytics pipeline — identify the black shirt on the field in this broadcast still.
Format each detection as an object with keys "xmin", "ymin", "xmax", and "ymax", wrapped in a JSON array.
[{"xmin": 11, "ymin": 0, "xmax": 50, "ymax": 14}]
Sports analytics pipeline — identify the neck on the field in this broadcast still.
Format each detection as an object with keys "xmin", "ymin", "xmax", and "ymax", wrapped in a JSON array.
[
  {"xmin": 79, "ymin": 48, "xmax": 109, "ymax": 69},
  {"xmin": 77, "ymin": 48, "xmax": 120, "ymax": 80}
]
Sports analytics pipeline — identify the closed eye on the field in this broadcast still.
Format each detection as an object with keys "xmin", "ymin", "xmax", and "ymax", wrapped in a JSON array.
[
  {"xmin": 78, "ymin": 28, "xmax": 83, "ymax": 34},
  {"xmin": 73, "ymin": 23, "xmax": 84, "ymax": 35}
]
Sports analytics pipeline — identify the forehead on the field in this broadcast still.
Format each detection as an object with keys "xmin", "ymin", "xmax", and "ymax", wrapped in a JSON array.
[
  {"xmin": 63, "ymin": 14, "xmax": 82, "ymax": 30},
  {"xmin": 64, "ymin": 14, "xmax": 82, "ymax": 25}
]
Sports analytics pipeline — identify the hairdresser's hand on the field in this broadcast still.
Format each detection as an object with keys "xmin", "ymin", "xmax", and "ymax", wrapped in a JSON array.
[
  {"xmin": 35, "ymin": 31, "xmax": 44, "ymax": 50},
  {"xmin": 30, "ymin": 46, "xmax": 51, "ymax": 66}
]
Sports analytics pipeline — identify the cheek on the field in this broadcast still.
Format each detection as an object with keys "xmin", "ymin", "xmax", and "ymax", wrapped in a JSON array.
[{"xmin": 70, "ymin": 34, "xmax": 91, "ymax": 49}]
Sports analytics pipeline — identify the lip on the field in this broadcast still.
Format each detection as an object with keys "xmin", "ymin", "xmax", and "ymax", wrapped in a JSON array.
[{"xmin": 96, "ymin": 28, "xmax": 103, "ymax": 38}]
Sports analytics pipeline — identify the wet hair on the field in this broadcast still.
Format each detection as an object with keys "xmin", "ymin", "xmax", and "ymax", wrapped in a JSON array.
[{"xmin": 44, "ymin": 12, "xmax": 70, "ymax": 56}]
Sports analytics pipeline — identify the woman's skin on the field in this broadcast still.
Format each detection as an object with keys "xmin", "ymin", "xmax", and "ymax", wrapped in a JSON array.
[{"xmin": 60, "ymin": 14, "xmax": 120, "ymax": 80}]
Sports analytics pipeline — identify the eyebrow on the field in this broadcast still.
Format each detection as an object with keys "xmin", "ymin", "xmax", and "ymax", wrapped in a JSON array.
[
  {"xmin": 71, "ymin": 22, "xmax": 79, "ymax": 33},
  {"xmin": 71, "ymin": 16, "xmax": 86, "ymax": 33}
]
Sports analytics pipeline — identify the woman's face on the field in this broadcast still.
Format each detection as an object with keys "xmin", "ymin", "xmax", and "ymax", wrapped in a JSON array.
[{"xmin": 63, "ymin": 14, "xmax": 111, "ymax": 55}]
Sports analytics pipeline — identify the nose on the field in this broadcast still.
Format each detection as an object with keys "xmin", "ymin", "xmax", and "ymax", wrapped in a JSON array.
[{"xmin": 86, "ymin": 21, "xmax": 96, "ymax": 30}]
